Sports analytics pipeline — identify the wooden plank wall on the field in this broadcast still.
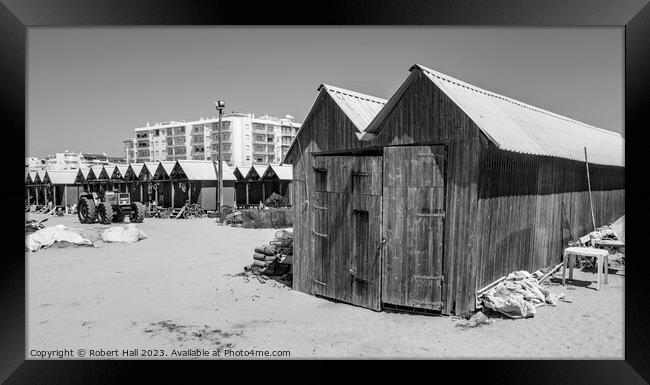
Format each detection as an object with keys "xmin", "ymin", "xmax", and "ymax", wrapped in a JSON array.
[{"xmin": 474, "ymin": 145, "xmax": 625, "ymax": 296}]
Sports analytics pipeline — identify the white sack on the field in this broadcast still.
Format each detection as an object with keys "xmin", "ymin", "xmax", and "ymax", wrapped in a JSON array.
[
  {"xmin": 26, "ymin": 224, "xmax": 93, "ymax": 252},
  {"xmin": 100, "ymin": 224, "xmax": 147, "ymax": 243}
]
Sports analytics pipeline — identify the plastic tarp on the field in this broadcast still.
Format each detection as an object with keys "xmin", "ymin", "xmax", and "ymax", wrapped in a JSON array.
[
  {"xmin": 479, "ymin": 271, "xmax": 564, "ymax": 319},
  {"xmin": 26, "ymin": 224, "xmax": 94, "ymax": 252},
  {"xmin": 100, "ymin": 224, "xmax": 147, "ymax": 243}
]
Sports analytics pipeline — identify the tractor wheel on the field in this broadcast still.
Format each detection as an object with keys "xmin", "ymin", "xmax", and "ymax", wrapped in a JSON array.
[
  {"xmin": 113, "ymin": 207, "xmax": 126, "ymax": 222},
  {"xmin": 129, "ymin": 202, "xmax": 145, "ymax": 223},
  {"xmin": 97, "ymin": 202, "xmax": 114, "ymax": 225},
  {"xmin": 77, "ymin": 197, "xmax": 97, "ymax": 223}
]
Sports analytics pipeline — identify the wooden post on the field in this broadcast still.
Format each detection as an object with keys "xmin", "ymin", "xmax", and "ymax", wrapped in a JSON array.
[
  {"xmin": 584, "ymin": 147, "xmax": 596, "ymax": 231},
  {"xmin": 188, "ymin": 182, "xmax": 192, "ymax": 204},
  {"xmin": 139, "ymin": 184, "xmax": 143, "ymax": 203},
  {"xmin": 246, "ymin": 182, "xmax": 250, "ymax": 205},
  {"xmin": 35, "ymin": 187, "xmax": 39, "ymax": 206},
  {"xmin": 64, "ymin": 185, "xmax": 68, "ymax": 207},
  {"xmin": 53, "ymin": 185, "xmax": 57, "ymax": 207},
  {"xmin": 27, "ymin": 187, "xmax": 31, "ymax": 205},
  {"xmin": 262, "ymin": 182, "xmax": 266, "ymax": 202},
  {"xmin": 171, "ymin": 182, "xmax": 175, "ymax": 209}
]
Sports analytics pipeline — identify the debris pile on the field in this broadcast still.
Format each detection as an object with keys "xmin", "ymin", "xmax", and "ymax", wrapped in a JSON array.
[
  {"xmin": 479, "ymin": 271, "xmax": 565, "ymax": 319},
  {"xmin": 264, "ymin": 193, "xmax": 290, "ymax": 208},
  {"xmin": 223, "ymin": 211, "xmax": 243, "ymax": 226},
  {"xmin": 244, "ymin": 230, "xmax": 293, "ymax": 277},
  {"xmin": 241, "ymin": 208, "xmax": 293, "ymax": 229}
]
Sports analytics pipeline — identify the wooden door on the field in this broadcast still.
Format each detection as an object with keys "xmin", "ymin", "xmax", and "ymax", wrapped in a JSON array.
[
  {"xmin": 382, "ymin": 146, "xmax": 446, "ymax": 311},
  {"xmin": 311, "ymin": 155, "xmax": 383, "ymax": 311}
]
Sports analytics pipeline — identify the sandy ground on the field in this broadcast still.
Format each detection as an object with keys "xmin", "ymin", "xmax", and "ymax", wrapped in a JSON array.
[{"xmin": 27, "ymin": 213, "xmax": 624, "ymax": 359}]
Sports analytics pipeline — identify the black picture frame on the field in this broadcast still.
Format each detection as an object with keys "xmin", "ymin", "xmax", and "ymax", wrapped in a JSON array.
[{"xmin": 3, "ymin": 0, "xmax": 649, "ymax": 383}]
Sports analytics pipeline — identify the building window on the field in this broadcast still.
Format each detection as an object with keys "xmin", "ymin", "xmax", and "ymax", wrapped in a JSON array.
[
  {"xmin": 193, "ymin": 135, "xmax": 204, "ymax": 143},
  {"xmin": 167, "ymin": 138, "xmax": 173, "ymax": 145},
  {"xmin": 173, "ymin": 127, "xmax": 185, "ymax": 135},
  {"xmin": 252, "ymin": 123, "xmax": 265, "ymax": 131},
  {"xmin": 175, "ymin": 137, "xmax": 186, "ymax": 145},
  {"xmin": 254, "ymin": 145, "xmax": 264, "ymax": 153},
  {"xmin": 255, "ymin": 156, "xmax": 264, "ymax": 163},
  {"xmin": 167, "ymin": 127, "xmax": 173, "ymax": 135}
]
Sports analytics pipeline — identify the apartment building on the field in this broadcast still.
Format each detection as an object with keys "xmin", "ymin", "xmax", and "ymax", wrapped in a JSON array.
[{"xmin": 126, "ymin": 113, "xmax": 300, "ymax": 167}]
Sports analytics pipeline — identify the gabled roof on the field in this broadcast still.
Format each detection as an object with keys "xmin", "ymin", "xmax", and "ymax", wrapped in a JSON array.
[
  {"xmin": 45, "ymin": 170, "xmax": 78, "ymax": 185},
  {"xmin": 219, "ymin": 162, "xmax": 237, "ymax": 181},
  {"xmin": 140, "ymin": 161, "xmax": 159, "ymax": 180},
  {"xmin": 26, "ymin": 172, "xmax": 33, "ymax": 184},
  {"xmin": 283, "ymin": 84, "xmax": 387, "ymax": 164},
  {"xmin": 364, "ymin": 64, "xmax": 624, "ymax": 167},
  {"xmin": 112, "ymin": 164, "xmax": 130, "ymax": 179},
  {"xmin": 262, "ymin": 164, "xmax": 293, "ymax": 180},
  {"xmin": 232, "ymin": 167, "xmax": 245, "ymax": 181},
  {"xmin": 37, "ymin": 171, "xmax": 46, "ymax": 183},
  {"xmin": 88, "ymin": 165, "xmax": 106, "ymax": 179},
  {"xmin": 172, "ymin": 160, "xmax": 218, "ymax": 181},
  {"xmin": 152, "ymin": 161, "xmax": 176, "ymax": 180},
  {"xmin": 244, "ymin": 165, "xmax": 269, "ymax": 180},
  {"xmin": 320, "ymin": 84, "xmax": 387, "ymax": 133},
  {"xmin": 125, "ymin": 163, "xmax": 144, "ymax": 180}
]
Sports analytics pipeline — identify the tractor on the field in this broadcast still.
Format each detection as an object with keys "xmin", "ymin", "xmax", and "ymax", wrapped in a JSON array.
[{"xmin": 77, "ymin": 191, "xmax": 145, "ymax": 224}]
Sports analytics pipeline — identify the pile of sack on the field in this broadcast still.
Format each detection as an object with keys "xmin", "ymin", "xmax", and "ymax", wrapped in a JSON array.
[
  {"xmin": 100, "ymin": 224, "xmax": 148, "ymax": 243},
  {"xmin": 244, "ymin": 230, "xmax": 293, "ymax": 276},
  {"xmin": 479, "ymin": 271, "xmax": 564, "ymax": 319},
  {"xmin": 26, "ymin": 224, "xmax": 94, "ymax": 252}
]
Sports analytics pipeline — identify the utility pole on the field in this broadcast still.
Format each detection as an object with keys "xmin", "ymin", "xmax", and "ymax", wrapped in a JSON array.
[{"xmin": 215, "ymin": 100, "xmax": 225, "ymax": 211}]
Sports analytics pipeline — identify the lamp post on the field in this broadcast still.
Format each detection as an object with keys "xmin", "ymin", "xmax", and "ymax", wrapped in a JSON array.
[{"xmin": 214, "ymin": 100, "xmax": 225, "ymax": 211}]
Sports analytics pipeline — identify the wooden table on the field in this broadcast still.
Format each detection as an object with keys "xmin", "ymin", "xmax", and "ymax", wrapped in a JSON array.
[
  {"xmin": 562, "ymin": 246, "xmax": 610, "ymax": 291},
  {"xmin": 595, "ymin": 239, "xmax": 625, "ymax": 251}
]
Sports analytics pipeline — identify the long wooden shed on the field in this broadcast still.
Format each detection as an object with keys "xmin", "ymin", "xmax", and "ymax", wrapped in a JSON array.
[{"xmin": 284, "ymin": 67, "xmax": 624, "ymax": 316}]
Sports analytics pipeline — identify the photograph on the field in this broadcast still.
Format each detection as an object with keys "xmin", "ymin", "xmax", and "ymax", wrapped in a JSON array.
[{"xmin": 21, "ymin": 25, "xmax": 627, "ymax": 361}]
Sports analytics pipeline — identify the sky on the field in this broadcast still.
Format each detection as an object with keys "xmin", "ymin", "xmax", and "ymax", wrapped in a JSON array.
[{"xmin": 27, "ymin": 27, "xmax": 623, "ymax": 158}]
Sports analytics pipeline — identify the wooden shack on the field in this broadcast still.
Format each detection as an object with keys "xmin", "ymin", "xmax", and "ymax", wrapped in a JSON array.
[
  {"xmin": 43, "ymin": 170, "xmax": 82, "ymax": 207},
  {"xmin": 109, "ymin": 164, "xmax": 130, "ymax": 193},
  {"xmin": 284, "ymin": 69, "xmax": 624, "ymax": 316},
  {"xmin": 261, "ymin": 164, "xmax": 293, "ymax": 205},
  {"xmin": 123, "ymin": 163, "xmax": 145, "ymax": 202},
  {"xmin": 169, "ymin": 160, "xmax": 236, "ymax": 210},
  {"xmin": 136, "ymin": 161, "xmax": 160, "ymax": 204},
  {"xmin": 150, "ymin": 161, "xmax": 177, "ymax": 208}
]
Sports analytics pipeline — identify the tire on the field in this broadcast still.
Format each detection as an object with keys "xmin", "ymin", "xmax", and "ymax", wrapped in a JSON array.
[
  {"xmin": 129, "ymin": 202, "xmax": 145, "ymax": 223},
  {"xmin": 77, "ymin": 197, "xmax": 97, "ymax": 224},
  {"xmin": 113, "ymin": 207, "xmax": 126, "ymax": 222},
  {"xmin": 97, "ymin": 202, "xmax": 114, "ymax": 225}
]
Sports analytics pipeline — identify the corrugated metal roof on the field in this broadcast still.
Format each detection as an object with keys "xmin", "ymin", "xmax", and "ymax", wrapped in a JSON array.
[
  {"xmin": 263, "ymin": 164, "xmax": 293, "ymax": 180},
  {"xmin": 174, "ymin": 160, "xmax": 218, "ymax": 180},
  {"xmin": 320, "ymin": 84, "xmax": 388, "ymax": 133},
  {"xmin": 128, "ymin": 163, "xmax": 144, "ymax": 178},
  {"xmin": 37, "ymin": 171, "xmax": 46, "ymax": 182},
  {"xmin": 29, "ymin": 171, "xmax": 37, "ymax": 181},
  {"xmin": 219, "ymin": 161, "xmax": 236, "ymax": 181},
  {"xmin": 46, "ymin": 170, "xmax": 78, "ymax": 185},
  {"xmin": 244, "ymin": 165, "xmax": 269, "ymax": 179},
  {"xmin": 283, "ymin": 85, "xmax": 387, "ymax": 164},
  {"xmin": 115, "ymin": 164, "xmax": 129, "ymax": 178},
  {"xmin": 160, "ymin": 161, "xmax": 176, "ymax": 176},
  {"xmin": 89, "ymin": 165, "xmax": 108, "ymax": 179},
  {"xmin": 411, "ymin": 64, "xmax": 624, "ymax": 166}
]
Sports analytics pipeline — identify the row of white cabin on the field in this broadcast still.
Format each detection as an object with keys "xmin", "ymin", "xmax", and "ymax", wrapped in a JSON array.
[{"xmin": 25, "ymin": 160, "xmax": 293, "ymax": 210}]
